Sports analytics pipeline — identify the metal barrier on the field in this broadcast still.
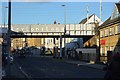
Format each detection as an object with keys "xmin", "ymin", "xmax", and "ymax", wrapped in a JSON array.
[{"xmin": 66, "ymin": 48, "xmax": 98, "ymax": 62}]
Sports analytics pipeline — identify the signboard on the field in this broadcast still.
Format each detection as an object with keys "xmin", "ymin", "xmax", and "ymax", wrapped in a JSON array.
[
  {"xmin": 11, "ymin": 24, "xmax": 64, "ymax": 33},
  {"xmin": 100, "ymin": 39, "xmax": 106, "ymax": 45}
]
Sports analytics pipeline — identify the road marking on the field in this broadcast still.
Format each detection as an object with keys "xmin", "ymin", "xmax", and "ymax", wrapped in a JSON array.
[{"xmin": 15, "ymin": 60, "xmax": 33, "ymax": 80}]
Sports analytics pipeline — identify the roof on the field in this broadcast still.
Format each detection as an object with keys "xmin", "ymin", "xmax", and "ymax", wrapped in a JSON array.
[
  {"xmin": 98, "ymin": 3, "xmax": 120, "ymax": 29},
  {"xmin": 79, "ymin": 14, "xmax": 94, "ymax": 24},
  {"xmin": 98, "ymin": 16, "xmax": 120, "ymax": 29},
  {"xmin": 116, "ymin": 3, "xmax": 120, "ymax": 13},
  {"xmin": 98, "ymin": 17, "xmax": 111, "ymax": 28}
]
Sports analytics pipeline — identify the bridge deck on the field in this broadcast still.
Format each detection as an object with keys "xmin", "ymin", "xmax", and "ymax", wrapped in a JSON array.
[{"xmin": 10, "ymin": 34, "xmax": 93, "ymax": 38}]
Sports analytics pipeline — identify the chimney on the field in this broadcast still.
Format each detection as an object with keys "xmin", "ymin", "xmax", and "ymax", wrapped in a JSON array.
[
  {"xmin": 58, "ymin": 22, "xmax": 60, "ymax": 24},
  {"xmin": 54, "ymin": 20, "xmax": 56, "ymax": 24}
]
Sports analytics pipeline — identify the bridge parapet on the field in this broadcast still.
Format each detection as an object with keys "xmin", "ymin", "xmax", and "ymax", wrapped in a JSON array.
[{"xmin": 1, "ymin": 24, "xmax": 96, "ymax": 36}]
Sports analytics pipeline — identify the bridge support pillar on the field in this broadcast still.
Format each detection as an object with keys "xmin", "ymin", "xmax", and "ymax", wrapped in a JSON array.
[
  {"xmin": 53, "ymin": 38, "xmax": 57, "ymax": 58},
  {"xmin": 60, "ymin": 34, "xmax": 62, "ymax": 59}
]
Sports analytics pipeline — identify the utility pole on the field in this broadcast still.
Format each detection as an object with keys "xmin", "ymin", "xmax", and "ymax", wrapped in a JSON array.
[
  {"xmin": 7, "ymin": 0, "xmax": 11, "ymax": 77},
  {"xmin": 98, "ymin": 0, "xmax": 102, "ymax": 62},
  {"xmin": 86, "ymin": 4, "xmax": 89, "ymax": 24},
  {"xmin": 3, "ymin": 6, "xmax": 8, "ymax": 28},
  {"xmin": 61, "ymin": 5, "xmax": 66, "ymax": 58},
  {"xmin": 86, "ymin": 4, "xmax": 89, "ymax": 35}
]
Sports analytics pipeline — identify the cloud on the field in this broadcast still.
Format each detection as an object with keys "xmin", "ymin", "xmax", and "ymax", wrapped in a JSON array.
[{"xmin": 1, "ymin": 0, "xmax": 120, "ymax": 2}]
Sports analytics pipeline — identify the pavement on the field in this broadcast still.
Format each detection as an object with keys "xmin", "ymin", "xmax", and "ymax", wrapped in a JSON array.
[
  {"xmin": 40, "ymin": 55, "xmax": 106, "ymax": 70},
  {"xmin": 2, "ymin": 61, "xmax": 26, "ymax": 79},
  {"xmin": 64, "ymin": 60, "xmax": 106, "ymax": 70}
]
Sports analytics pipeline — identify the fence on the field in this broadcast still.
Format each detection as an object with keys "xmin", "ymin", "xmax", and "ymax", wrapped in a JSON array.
[{"xmin": 66, "ymin": 48, "xmax": 98, "ymax": 62}]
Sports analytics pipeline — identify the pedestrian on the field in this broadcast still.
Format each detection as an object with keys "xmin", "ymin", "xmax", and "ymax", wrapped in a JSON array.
[{"xmin": 104, "ymin": 52, "xmax": 120, "ymax": 80}]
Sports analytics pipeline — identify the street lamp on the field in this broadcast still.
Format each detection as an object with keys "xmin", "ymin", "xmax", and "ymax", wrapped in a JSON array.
[
  {"xmin": 6, "ymin": 0, "xmax": 11, "ymax": 77},
  {"xmin": 61, "ymin": 4, "xmax": 66, "ymax": 58},
  {"xmin": 3, "ymin": 6, "xmax": 8, "ymax": 28},
  {"xmin": 2, "ymin": 6, "xmax": 8, "ymax": 56}
]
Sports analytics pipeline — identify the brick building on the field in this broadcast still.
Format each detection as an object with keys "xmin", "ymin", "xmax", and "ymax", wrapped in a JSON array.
[{"xmin": 98, "ymin": 2, "xmax": 120, "ymax": 62}]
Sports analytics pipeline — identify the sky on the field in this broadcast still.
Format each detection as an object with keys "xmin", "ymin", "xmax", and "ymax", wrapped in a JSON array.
[
  {"xmin": 1, "ymin": 0, "xmax": 120, "ymax": 2},
  {"xmin": 0, "ymin": 1, "xmax": 119, "ymax": 24}
]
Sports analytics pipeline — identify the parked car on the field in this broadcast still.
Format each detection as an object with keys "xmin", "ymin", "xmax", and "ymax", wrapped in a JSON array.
[{"xmin": 44, "ymin": 48, "xmax": 52, "ymax": 55}]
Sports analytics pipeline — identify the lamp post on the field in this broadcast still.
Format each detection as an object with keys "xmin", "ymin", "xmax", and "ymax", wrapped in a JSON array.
[
  {"xmin": 3, "ymin": 5, "xmax": 8, "ymax": 56},
  {"xmin": 3, "ymin": 6, "xmax": 8, "ymax": 28},
  {"xmin": 6, "ymin": 0, "xmax": 11, "ymax": 77},
  {"xmin": 61, "ymin": 5, "xmax": 66, "ymax": 58}
]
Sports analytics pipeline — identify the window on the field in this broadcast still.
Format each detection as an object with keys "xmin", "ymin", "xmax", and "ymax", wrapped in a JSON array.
[
  {"xmin": 100, "ymin": 47, "xmax": 105, "ymax": 56},
  {"xmin": 110, "ymin": 46, "xmax": 114, "ymax": 51},
  {"xmin": 105, "ymin": 46, "xmax": 109, "ymax": 56},
  {"xmin": 70, "ymin": 31, "xmax": 74, "ymax": 35},
  {"xmin": 76, "ymin": 31, "xmax": 80, "ymax": 35},
  {"xmin": 116, "ymin": 24, "xmax": 120, "ymax": 34},
  {"xmin": 22, "ymin": 38, "xmax": 25, "ymax": 41},
  {"xmin": 100, "ymin": 30, "xmax": 104, "ymax": 38},
  {"xmin": 66, "ymin": 31, "xmax": 70, "ymax": 35},
  {"xmin": 41, "ymin": 38, "xmax": 44, "ymax": 44},
  {"xmin": 92, "ymin": 30, "xmax": 95, "ymax": 35},
  {"xmin": 66, "ymin": 25, "xmax": 70, "ymax": 30},
  {"xmin": 105, "ymin": 29, "xmax": 109, "ymax": 36},
  {"xmin": 110, "ymin": 27, "xmax": 114, "ymax": 35},
  {"xmin": 116, "ymin": 25, "xmax": 118, "ymax": 34}
]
